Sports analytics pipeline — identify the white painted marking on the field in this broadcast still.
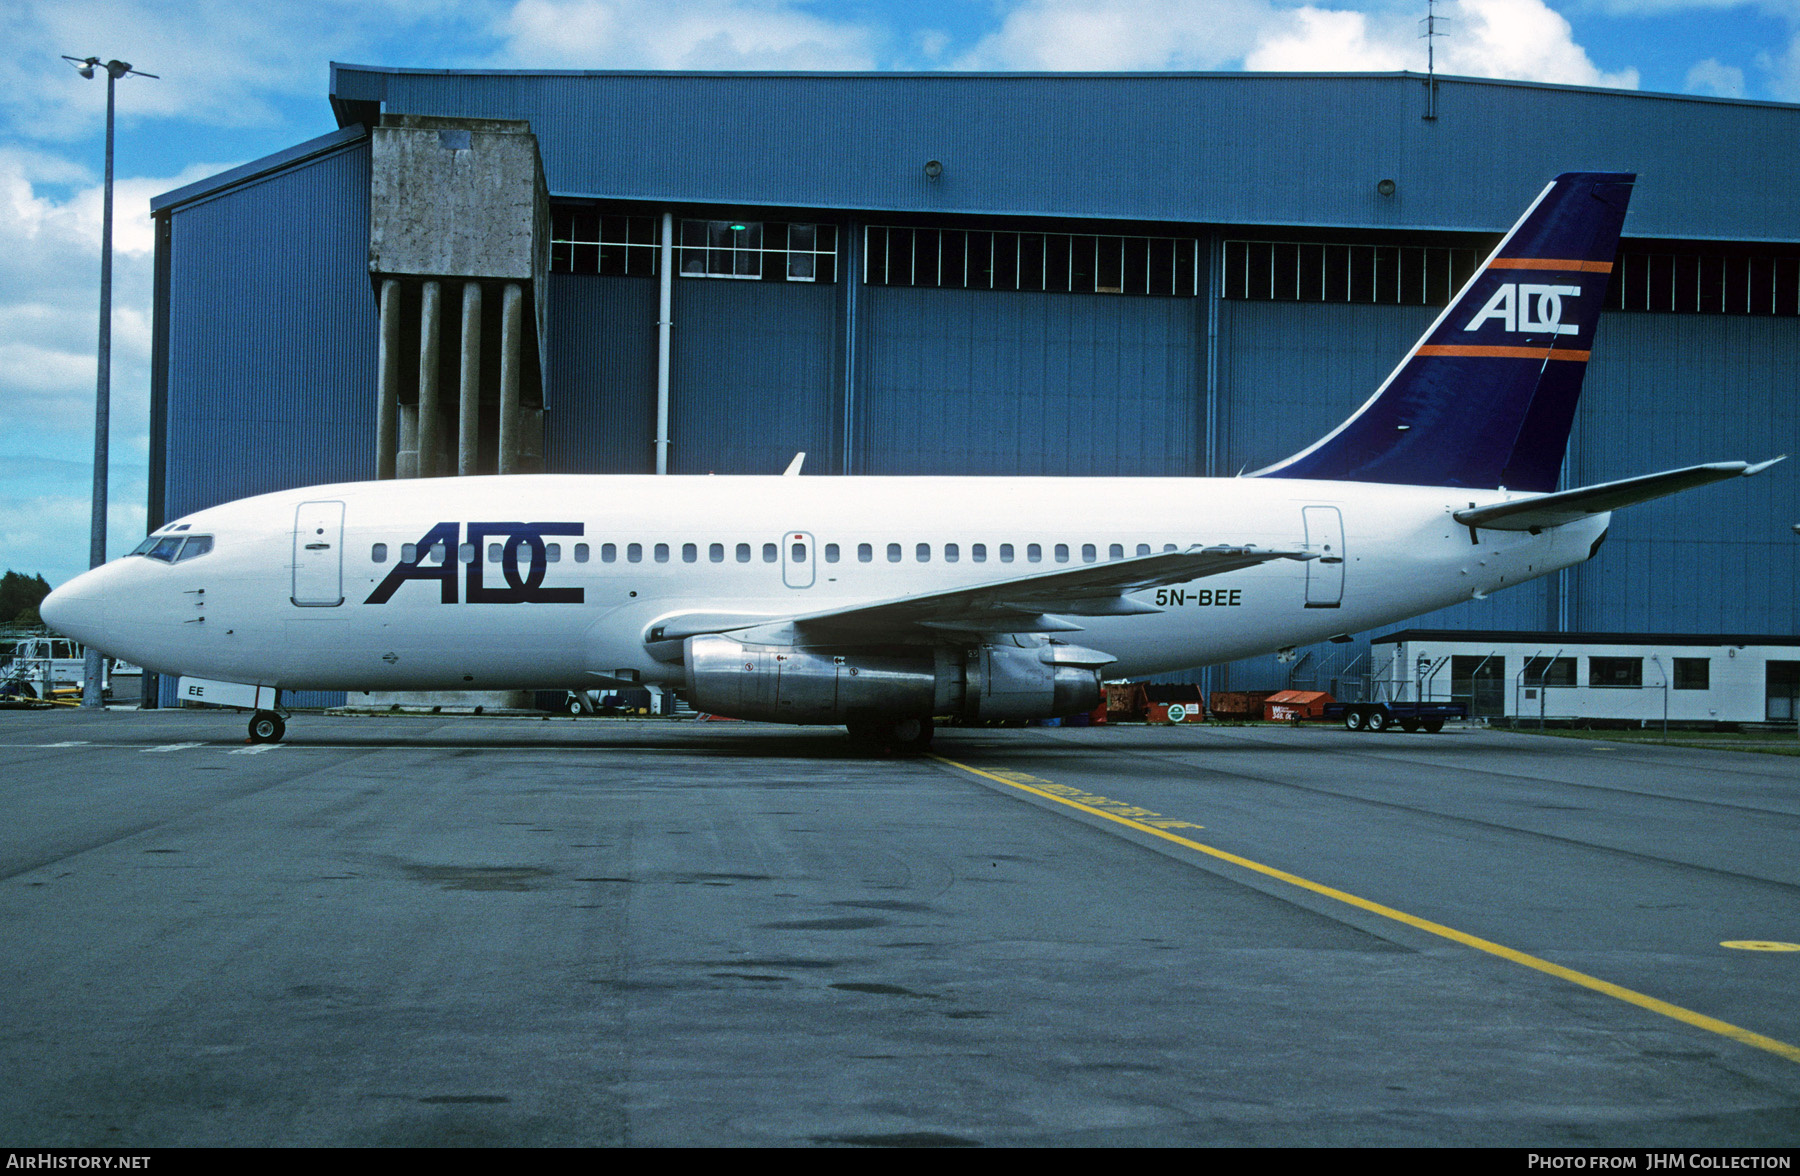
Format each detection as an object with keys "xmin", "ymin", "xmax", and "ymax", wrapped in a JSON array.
[
  {"xmin": 143, "ymin": 742, "xmax": 207, "ymax": 753},
  {"xmin": 228, "ymin": 744, "xmax": 283, "ymax": 755},
  {"xmin": 37, "ymin": 741, "xmax": 92, "ymax": 748}
]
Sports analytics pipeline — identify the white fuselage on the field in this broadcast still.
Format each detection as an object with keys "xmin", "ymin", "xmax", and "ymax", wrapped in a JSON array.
[{"xmin": 47, "ymin": 474, "xmax": 1606, "ymax": 695}]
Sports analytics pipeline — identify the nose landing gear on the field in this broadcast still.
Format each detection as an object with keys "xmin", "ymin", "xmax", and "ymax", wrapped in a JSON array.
[{"xmin": 248, "ymin": 710, "xmax": 286, "ymax": 743}]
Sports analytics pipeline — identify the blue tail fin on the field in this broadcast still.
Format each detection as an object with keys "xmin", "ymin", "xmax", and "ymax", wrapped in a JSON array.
[{"xmin": 1254, "ymin": 172, "xmax": 1635, "ymax": 491}]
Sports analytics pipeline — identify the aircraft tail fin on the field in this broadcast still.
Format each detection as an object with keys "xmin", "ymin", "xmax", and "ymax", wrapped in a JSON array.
[{"xmin": 1254, "ymin": 172, "xmax": 1635, "ymax": 491}]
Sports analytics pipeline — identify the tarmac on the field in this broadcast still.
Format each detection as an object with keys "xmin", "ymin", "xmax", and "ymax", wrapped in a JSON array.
[{"xmin": 3, "ymin": 707, "xmax": 1798, "ymax": 1147}]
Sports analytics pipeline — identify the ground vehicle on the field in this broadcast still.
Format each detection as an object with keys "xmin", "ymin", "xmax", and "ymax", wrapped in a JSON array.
[
  {"xmin": 1325, "ymin": 700, "xmax": 1468, "ymax": 733},
  {"xmin": 0, "ymin": 636, "xmax": 100, "ymax": 700}
]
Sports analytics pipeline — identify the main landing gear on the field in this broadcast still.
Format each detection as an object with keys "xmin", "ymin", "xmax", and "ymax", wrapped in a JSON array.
[
  {"xmin": 846, "ymin": 715, "xmax": 935, "ymax": 754},
  {"xmin": 248, "ymin": 709, "xmax": 286, "ymax": 744}
]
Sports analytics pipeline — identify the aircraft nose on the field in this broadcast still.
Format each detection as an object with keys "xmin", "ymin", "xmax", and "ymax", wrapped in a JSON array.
[{"xmin": 40, "ymin": 571, "xmax": 109, "ymax": 648}]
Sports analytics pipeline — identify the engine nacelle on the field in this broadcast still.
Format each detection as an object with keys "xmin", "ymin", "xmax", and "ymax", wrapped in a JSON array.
[{"xmin": 683, "ymin": 634, "xmax": 1105, "ymax": 724}]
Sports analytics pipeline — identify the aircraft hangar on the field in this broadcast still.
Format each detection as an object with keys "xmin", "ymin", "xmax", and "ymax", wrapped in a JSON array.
[{"xmin": 144, "ymin": 65, "xmax": 1800, "ymax": 707}]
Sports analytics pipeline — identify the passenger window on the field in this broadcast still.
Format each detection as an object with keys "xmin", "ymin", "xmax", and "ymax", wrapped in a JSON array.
[
  {"xmin": 402, "ymin": 543, "xmax": 418, "ymax": 563},
  {"xmin": 602, "ymin": 543, "xmax": 617, "ymax": 563},
  {"xmin": 458, "ymin": 543, "xmax": 476, "ymax": 564},
  {"xmin": 1081, "ymin": 544, "xmax": 1096, "ymax": 563},
  {"xmin": 546, "ymin": 544, "xmax": 561, "ymax": 562},
  {"xmin": 972, "ymin": 543, "xmax": 986, "ymax": 563},
  {"xmin": 574, "ymin": 544, "xmax": 589, "ymax": 563},
  {"xmin": 887, "ymin": 543, "xmax": 902, "ymax": 563},
  {"xmin": 1164, "ymin": 543, "xmax": 1178, "ymax": 553},
  {"xmin": 944, "ymin": 543, "xmax": 959, "ymax": 563},
  {"xmin": 824, "ymin": 543, "xmax": 839, "ymax": 563},
  {"xmin": 654, "ymin": 543, "xmax": 670, "ymax": 563},
  {"xmin": 709, "ymin": 543, "xmax": 724, "ymax": 563},
  {"xmin": 792, "ymin": 543, "xmax": 807, "ymax": 563},
  {"xmin": 1136, "ymin": 544, "xmax": 1151, "ymax": 557},
  {"xmin": 1027, "ymin": 543, "xmax": 1042, "ymax": 563},
  {"xmin": 858, "ymin": 543, "xmax": 872, "ymax": 563},
  {"xmin": 682, "ymin": 543, "xmax": 697, "ymax": 563},
  {"xmin": 916, "ymin": 543, "xmax": 930, "ymax": 562},
  {"xmin": 736, "ymin": 543, "xmax": 751, "ymax": 563},
  {"xmin": 488, "ymin": 543, "xmax": 503, "ymax": 563},
  {"xmin": 1000, "ymin": 543, "xmax": 1014, "ymax": 563},
  {"xmin": 1055, "ymin": 544, "xmax": 1070, "ymax": 563},
  {"xmin": 762, "ymin": 543, "xmax": 777, "ymax": 563},
  {"xmin": 429, "ymin": 542, "xmax": 446, "ymax": 564},
  {"xmin": 372, "ymin": 543, "xmax": 388, "ymax": 563},
  {"xmin": 627, "ymin": 543, "xmax": 643, "ymax": 563},
  {"xmin": 1109, "ymin": 543, "xmax": 1123, "ymax": 560}
]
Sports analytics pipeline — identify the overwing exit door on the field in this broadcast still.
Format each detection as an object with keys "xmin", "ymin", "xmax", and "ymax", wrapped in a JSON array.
[
  {"xmin": 292, "ymin": 500, "xmax": 345, "ymax": 606},
  {"xmin": 782, "ymin": 531, "xmax": 815, "ymax": 589}
]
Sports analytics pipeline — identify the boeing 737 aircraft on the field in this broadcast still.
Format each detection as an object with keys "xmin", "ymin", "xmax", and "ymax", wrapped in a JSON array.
[{"xmin": 42, "ymin": 172, "xmax": 1780, "ymax": 749}]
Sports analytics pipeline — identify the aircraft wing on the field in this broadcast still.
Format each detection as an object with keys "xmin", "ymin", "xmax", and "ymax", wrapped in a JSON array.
[
  {"xmin": 1453, "ymin": 458, "xmax": 1785, "ymax": 532},
  {"xmin": 782, "ymin": 545, "xmax": 1313, "ymax": 637},
  {"xmin": 644, "ymin": 545, "xmax": 1313, "ymax": 644}
]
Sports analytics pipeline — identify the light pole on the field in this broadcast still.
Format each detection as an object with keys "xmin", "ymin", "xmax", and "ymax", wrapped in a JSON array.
[{"xmin": 63, "ymin": 56, "xmax": 155, "ymax": 710}]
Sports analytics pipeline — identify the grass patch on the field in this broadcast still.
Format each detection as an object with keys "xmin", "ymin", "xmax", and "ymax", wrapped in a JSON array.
[{"xmin": 1516, "ymin": 726, "xmax": 1800, "ymax": 757}]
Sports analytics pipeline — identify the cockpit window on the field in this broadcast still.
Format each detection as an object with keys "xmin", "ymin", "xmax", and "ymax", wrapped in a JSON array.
[
  {"xmin": 131, "ymin": 533, "xmax": 213, "ymax": 563},
  {"xmin": 147, "ymin": 536, "xmax": 184, "ymax": 562}
]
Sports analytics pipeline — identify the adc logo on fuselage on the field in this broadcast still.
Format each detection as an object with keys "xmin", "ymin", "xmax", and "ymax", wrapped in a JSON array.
[
  {"xmin": 1464, "ymin": 282, "xmax": 1582, "ymax": 336},
  {"xmin": 365, "ymin": 521, "xmax": 584, "ymax": 605}
]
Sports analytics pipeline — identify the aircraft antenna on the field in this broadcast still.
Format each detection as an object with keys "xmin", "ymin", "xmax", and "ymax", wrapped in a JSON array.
[{"xmin": 1419, "ymin": 0, "xmax": 1449, "ymax": 120}]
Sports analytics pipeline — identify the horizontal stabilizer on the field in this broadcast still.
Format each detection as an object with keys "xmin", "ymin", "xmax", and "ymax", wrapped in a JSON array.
[{"xmin": 1453, "ymin": 458, "xmax": 1786, "ymax": 531}]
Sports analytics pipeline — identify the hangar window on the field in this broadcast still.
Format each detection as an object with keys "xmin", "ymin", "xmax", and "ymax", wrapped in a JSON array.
[
  {"xmin": 550, "ymin": 209, "xmax": 660, "ymax": 276},
  {"xmin": 1589, "ymin": 657, "xmax": 1642, "ymax": 688},
  {"xmin": 1608, "ymin": 246, "xmax": 1800, "ymax": 315},
  {"xmin": 1673, "ymin": 658, "xmax": 1710, "ymax": 690},
  {"xmin": 677, "ymin": 219, "xmax": 838, "ymax": 283},
  {"xmin": 867, "ymin": 225, "xmax": 1198, "ymax": 296},
  {"xmin": 1523, "ymin": 656, "xmax": 1576, "ymax": 686},
  {"xmin": 1224, "ymin": 240, "xmax": 1482, "ymax": 305}
]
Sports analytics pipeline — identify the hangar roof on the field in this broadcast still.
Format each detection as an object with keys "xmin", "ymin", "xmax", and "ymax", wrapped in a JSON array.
[{"xmin": 326, "ymin": 64, "xmax": 1800, "ymax": 243}]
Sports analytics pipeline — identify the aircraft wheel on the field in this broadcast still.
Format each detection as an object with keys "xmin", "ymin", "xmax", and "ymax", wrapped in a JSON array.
[
  {"xmin": 1365, "ymin": 709, "xmax": 1390, "ymax": 733},
  {"xmin": 890, "ymin": 716, "xmax": 934, "ymax": 754},
  {"xmin": 568, "ymin": 697, "xmax": 585, "ymax": 716},
  {"xmin": 1344, "ymin": 709, "xmax": 1364, "ymax": 731},
  {"xmin": 846, "ymin": 715, "xmax": 934, "ymax": 754},
  {"xmin": 248, "ymin": 711, "xmax": 286, "ymax": 744},
  {"xmin": 1400, "ymin": 718, "xmax": 1421, "ymax": 733},
  {"xmin": 1422, "ymin": 719, "xmax": 1445, "ymax": 734}
]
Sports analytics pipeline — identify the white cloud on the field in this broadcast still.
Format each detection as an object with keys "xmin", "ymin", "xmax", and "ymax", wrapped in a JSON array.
[
  {"xmin": 1757, "ymin": 30, "xmax": 1800, "ymax": 97},
  {"xmin": 1685, "ymin": 56, "xmax": 1747, "ymax": 94},
  {"xmin": 1245, "ymin": 7, "xmax": 1412, "ymax": 71},
  {"xmin": 1442, "ymin": 0, "xmax": 1638, "ymax": 87},
  {"xmin": 956, "ymin": 0, "xmax": 1273, "ymax": 71},
  {"xmin": 494, "ymin": 0, "xmax": 885, "ymax": 69},
  {"xmin": 955, "ymin": 0, "xmax": 1635, "ymax": 89}
]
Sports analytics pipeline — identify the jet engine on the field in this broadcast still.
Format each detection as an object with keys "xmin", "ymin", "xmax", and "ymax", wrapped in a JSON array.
[{"xmin": 683, "ymin": 633, "xmax": 1108, "ymax": 724}]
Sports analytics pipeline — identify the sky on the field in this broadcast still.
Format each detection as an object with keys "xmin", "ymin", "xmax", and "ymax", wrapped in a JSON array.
[{"xmin": 5, "ymin": 0, "xmax": 1798, "ymax": 589}]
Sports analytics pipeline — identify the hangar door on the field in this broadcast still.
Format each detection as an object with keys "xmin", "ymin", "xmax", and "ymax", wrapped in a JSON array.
[{"xmin": 857, "ymin": 227, "xmax": 1201, "ymax": 476}]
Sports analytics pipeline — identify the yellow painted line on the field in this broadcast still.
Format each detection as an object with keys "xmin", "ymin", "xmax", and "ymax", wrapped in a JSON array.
[
  {"xmin": 1722, "ymin": 941, "xmax": 1800, "ymax": 952},
  {"xmin": 931, "ymin": 752, "xmax": 1800, "ymax": 1066}
]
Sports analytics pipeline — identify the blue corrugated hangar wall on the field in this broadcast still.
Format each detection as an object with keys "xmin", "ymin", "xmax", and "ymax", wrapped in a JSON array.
[{"xmin": 149, "ymin": 69, "xmax": 1800, "ymax": 706}]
